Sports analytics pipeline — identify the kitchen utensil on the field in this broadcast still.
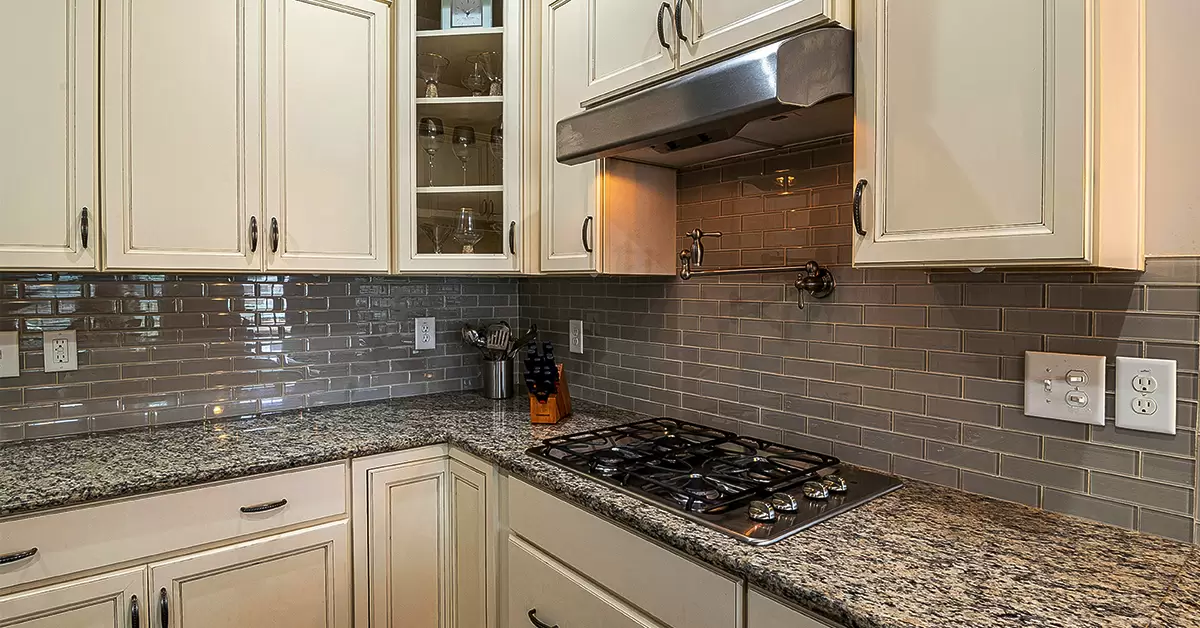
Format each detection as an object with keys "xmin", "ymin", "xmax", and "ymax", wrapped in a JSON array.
[
  {"xmin": 506, "ymin": 324, "xmax": 537, "ymax": 358},
  {"xmin": 451, "ymin": 126, "xmax": 476, "ymax": 185},
  {"xmin": 417, "ymin": 53, "xmax": 449, "ymax": 98},
  {"xmin": 482, "ymin": 357, "xmax": 513, "ymax": 399},
  {"xmin": 461, "ymin": 324, "xmax": 487, "ymax": 349},
  {"xmin": 418, "ymin": 117, "xmax": 444, "ymax": 186},
  {"xmin": 485, "ymin": 323, "xmax": 510, "ymax": 353}
]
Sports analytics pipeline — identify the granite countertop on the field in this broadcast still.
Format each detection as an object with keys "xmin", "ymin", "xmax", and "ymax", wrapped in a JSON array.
[{"xmin": 1, "ymin": 391, "xmax": 1196, "ymax": 628}]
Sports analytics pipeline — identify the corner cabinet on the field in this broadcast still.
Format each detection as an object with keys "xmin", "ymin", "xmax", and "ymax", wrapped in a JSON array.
[
  {"xmin": 852, "ymin": 0, "xmax": 1145, "ymax": 269},
  {"xmin": 0, "ymin": 0, "xmax": 99, "ymax": 271}
]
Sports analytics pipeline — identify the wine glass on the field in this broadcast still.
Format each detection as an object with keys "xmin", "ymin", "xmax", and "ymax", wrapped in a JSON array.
[
  {"xmin": 478, "ymin": 51, "xmax": 502, "ymax": 96},
  {"xmin": 489, "ymin": 123, "xmax": 503, "ymax": 162},
  {"xmin": 417, "ymin": 53, "xmax": 449, "ymax": 98},
  {"xmin": 454, "ymin": 207, "xmax": 484, "ymax": 254},
  {"xmin": 451, "ymin": 126, "xmax": 476, "ymax": 186},
  {"xmin": 419, "ymin": 221, "xmax": 454, "ymax": 254},
  {"xmin": 418, "ymin": 117, "xmax": 444, "ymax": 187},
  {"xmin": 462, "ymin": 55, "xmax": 489, "ymax": 97}
]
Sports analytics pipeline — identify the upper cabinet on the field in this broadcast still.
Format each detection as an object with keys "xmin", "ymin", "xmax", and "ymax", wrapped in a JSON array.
[
  {"xmin": 678, "ymin": 0, "xmax": 850, "ymax": 68},
  {"xmin": 0, "ymin": 0, "xmax": 98, "ymax": 271},
  {"xmin": 393, "ymin": 0, "xmax": 524, "ymax": 273},
  {"xmin": 102, "ymin": 0, "xmax": 388, "ymax": 273},
  {"xmin": 853, "ymin": 0, "xmax": 1145, "ymax": 269},
  {"xmin": 581, "ymin": 0, "xmax": 678, "ymax": 103}
]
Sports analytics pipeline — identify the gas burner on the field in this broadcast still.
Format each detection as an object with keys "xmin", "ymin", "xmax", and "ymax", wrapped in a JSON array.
[{"xmin": 591, "ymin": 446, "xmax": 641, "ymax": 475}]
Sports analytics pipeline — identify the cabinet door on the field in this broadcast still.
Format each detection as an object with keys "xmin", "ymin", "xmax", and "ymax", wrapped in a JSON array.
[
  {"xmin": 263, "ymin": 0, "xmax": 389, "ymax": 273},
  {"xmin": 0, "ymin": 568, "xmax": 145, "ymax": 628},
  {"xmin": 679, "ymin": 0, "xmax": 846, "ymax": 68},
  {"xmin": 448, "ymin": 457, "xmax": 493, "ymax": 628},
  {"xmin": 101, "ymin": 0, "xmax": 264, "ymax": 271},
  {"xmin": 747, "ymin": 589, "xmax": 841, "ymax": 628},
  {"xmin": 853, "ymin": 0, "xmax": 1088, "ymax": 267},
  {"xmin": 541, "ymin": 0, "xmax": 598, "ymax": 273},
  {"xmin": 0, "ymin": 0, "xmax": 98, "ymax": 271},
  {"xmin": 582, "ymin": 0, "xmax": 678, "ymax": 103},
  {"xmin": 359, "ymin": 457, "xmax": 448, "ymax": 628},
  {"xmin": 150, "ymin": 521, "xmax": 350, "ymax": 628}
]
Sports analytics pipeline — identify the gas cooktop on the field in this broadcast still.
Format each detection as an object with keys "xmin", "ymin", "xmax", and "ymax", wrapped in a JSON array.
[{"xmin": 527, "ymin": 418, "xmax": 902, "ymax": 545}]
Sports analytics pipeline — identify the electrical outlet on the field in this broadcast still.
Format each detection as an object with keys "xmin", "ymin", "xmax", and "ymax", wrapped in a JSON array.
[
  {"xmin": 1115, "ymin": 356, "xmax": 1177, "ymax": 434},
  {"xmin": 0, "ymin": 331, "xmax": 18, "ymax": 378},
  {"xmin": 1023, "ymin": 351, "xmax": 1106, "ymax": 426},
  {"xmin": 569, "ymin": 319, "xmax": 584, "ymax": 354},
  {"xmin": 415, "ymin": 317, "xmax": 436, "ymax": 351},
  {"xmin": 43, "ymin": 330, "xmax": 78, "ymax": 373}
]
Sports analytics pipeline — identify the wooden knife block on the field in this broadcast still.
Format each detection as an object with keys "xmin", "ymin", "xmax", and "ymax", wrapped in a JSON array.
[{"xmin": 529, "ymin": 365, "xmax": 571, "ymax": 424}]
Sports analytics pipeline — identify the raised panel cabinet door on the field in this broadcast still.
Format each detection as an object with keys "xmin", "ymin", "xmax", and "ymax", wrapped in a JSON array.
[
  {"xmin": 679, "ymin": 0, "xmax": 847, "ymax": 68},
  {"xmin": 582, "ymin": 0, "xmax": 678, "ymax": 103},
  {"xmin": 447, "ymin": 458, "xmax": 492, "ymax": 628},
  {"xmin": 0, "ymin": 0, "xmax": 98, "ymax": 270},
  {"xmin": 0, "ymin": 567, "xmax": 146, "ymax": 628},
  {"xmin": 853, "ymin": 0, "xmax": 1089, "ymax": 267},
  {"xmin": 149, "ymin": 521, "xmax": 350, "ymax": 628},
  {"xmin": 101, "ymin": 0, "xmax": 264, "ymax": 271},
  {"xmin": 263, "ymin": 0, "xmax": 389, "ymax": 273},
  {"xmin": 541, "ymin": 0, "xmax": 598, "ymax": 272},
  {"xmin": 361, "ymin": 458, "xmax": 447, "ymax": 628},
  {"xmin": 747, "ymin": 589, "xmax": 842, "ymax": 628}
]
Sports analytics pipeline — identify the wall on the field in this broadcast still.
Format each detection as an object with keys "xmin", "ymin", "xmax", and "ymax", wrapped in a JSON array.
[
  {"xmin": 0, "ymin": 274, "xmax": 517, "ymax": 440},
  {"xmin": 523, "ymin": 136, "xmax": 1200, "ymax": 543}
]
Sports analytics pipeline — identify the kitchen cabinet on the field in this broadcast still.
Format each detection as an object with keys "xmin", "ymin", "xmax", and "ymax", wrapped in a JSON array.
[
  {"xmin": 678, "ymin": 0, "xmax": 850, "ymax": 69},
  {"xmin": 0, "ymin": 568, "xmax": 145, "ymax": 628},
  {"xmin": 581, "ymin": 0, "xmax": 678, "ymax": 103},
  {"xmin": 151, "ymin": 521, "xmax": 350, "ymax": 628},
  {"xmin": 852, "ymin": 0, "xmax": 1145, "ymax": 269},
  {"xmin": 747, "ymin": 589, "xmax": 841, "ymax": 628},
  {"xmin": 0, "ymin": 0, "xmax": 98, "ymax": 271},
  {"xmin": 447, "ymin": 456, "xmax": 495, "ymax": 628},
  {"xmin": 538, "ymin": 0, "xmax": 678, "ymax": 275}
]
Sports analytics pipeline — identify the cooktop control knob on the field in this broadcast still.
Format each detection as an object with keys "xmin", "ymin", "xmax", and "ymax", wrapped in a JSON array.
[
  {"xmin": 821, "ymin": 474, "xmax": 848, "ymax": 493},
  {"xmin": 769, "ymin": 492, "xmax": 799, "ymax": 513},
  {"xmin": 747, "ymin": 500, "xmax": 777, "ymax": 523},
  {"xmin": 801, "ymin": 481, "xmax": 830, "ymax": 500}
]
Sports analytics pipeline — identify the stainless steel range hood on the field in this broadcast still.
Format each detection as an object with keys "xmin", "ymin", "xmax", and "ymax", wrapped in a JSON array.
[{"xmin": 556, "ymin": 28, "xmax": 854, "ymax": 168}]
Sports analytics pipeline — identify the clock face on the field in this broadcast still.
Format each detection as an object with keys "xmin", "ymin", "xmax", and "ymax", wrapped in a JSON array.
[{"xmin": 451, "ymin": 0, "xmax": 484, "ymax": 27}]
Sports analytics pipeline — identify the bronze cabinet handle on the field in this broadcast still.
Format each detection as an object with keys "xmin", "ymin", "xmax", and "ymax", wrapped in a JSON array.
[
  {"xmin": 675, "ymin": 0, "xmax": 688, "ymax": 42},
  {"xmin": 130, "ymin": 595, "xmax": 140, "ymax": 628},
  {"xmin": 0, "ymin": 547, "xmax": 37, "ymax": 565},
  {"xmin": 249, "ymin": 216, "xmax": 259, "ymax": 253},
  {"xmin": 852, "ymin": 179, "xmax": 868, "ymax": 236},
  {"xmin": 656, "ymin": 2, "xmax": 671, "ymax": 50},
  {"xmin": 159, "ymin": 588, "xmax": 169, "ymax": 628},
  {"xmin": 270, "ymin": 217, "xmax": 280, "ymax": 253},
  {"xmin": 239, "ymin": 498, "xmax": 288, "ymax": 514},
  {"xmin": 527, "ymin": 609, "xmax": 558, "ymax": 628},
  {"xmin": 581, "ymin": 216, "xmax": 594, "ymax": 253},
  {"xmin": 509, "ymin": 221, "xmax": 516, "ymax": 255},
  {"xmin": 80, "ymin": 208, "xmax": 90, "ymax": 249}
]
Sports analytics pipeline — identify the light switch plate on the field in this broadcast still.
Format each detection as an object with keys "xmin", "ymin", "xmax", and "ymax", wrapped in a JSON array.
[
  {"xmin": 1024, "ymin": 351, "xmax": 1106, "ymax": 426},
  {"xmin": 43, "ymin": 330, "xmax": 79, "ymax": 373},
  {"xmin": 414, "ymin": 317, "xmax": 436, "ymax": 351},
  {"xmin": 1115, "ymin": 356, "xmax": 1177, "ymax": 434},
  {"xmin": 0, "ymin": 331, "xmax": 18, "ymax": 378},
  {"xmin": 569, "ymin": 320, "xmax": 584, "ymax": 354}
]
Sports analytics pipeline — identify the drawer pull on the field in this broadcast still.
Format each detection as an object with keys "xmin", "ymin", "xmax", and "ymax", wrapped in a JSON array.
[
  {"xmin": 852, "ymin": 179, "xmax": 868, "ymax": 236},
  {"xmin": 239, "ymin": 498, "xmax": 289, "ymax": 514},
  {"xmin": 0, "ymin": 547, "xmax": 37, "ymax": 565},
  {"xmin": 130, "ymin": 595, "xmax": 139, "ymax": 628},
  {"xmin": 159, "ymin": 588, "xmax": 169, "ymax": 628},
  {"xmin": 528, "ymin": 609, "xmax": 558, "ymax": 628}
]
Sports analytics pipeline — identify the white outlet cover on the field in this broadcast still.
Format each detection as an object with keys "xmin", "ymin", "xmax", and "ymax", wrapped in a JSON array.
[
  {"xmin": 43, "ymin": 330, "xmax": 79, "ymax": 373},
  {"xmin": 1115, "ymin": 356, "xmax": 1177, "ymax": 434},
  {"xmin": 414, "ymin": 317, "xmax": 436, "ymax": 351},
  {"xmin": 569, "ymin": 319, "xmax": 584, "ymax": 354},
  {"xmin": 1023, "ymin": 351, "xmax": 1106, "ymax": 426},
  {"xmin": 0, "ymin": 331, "xmax": 18, "ymax": 378}
]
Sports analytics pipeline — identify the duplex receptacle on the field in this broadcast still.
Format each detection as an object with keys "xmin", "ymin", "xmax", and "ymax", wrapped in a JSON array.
[
  {"xmin": 569, "ymin": 319, "xmax": 584, "ymax": 354},
  {"xmin": 415, "ymin": 317, "xmax": 436, "ymax": 351}
]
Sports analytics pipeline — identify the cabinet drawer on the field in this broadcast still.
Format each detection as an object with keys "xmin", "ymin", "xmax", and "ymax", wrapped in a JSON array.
[
  {"xmin": 508, "ymin": 534, "xmax": 665, "ymax": 628},
  {"xmin": 0, "ymin": 462, "xmax": 347, "ymax": 592},
  {"xmin": 507, "ymin": 478, "xmax": 741, "ymax": 628}
]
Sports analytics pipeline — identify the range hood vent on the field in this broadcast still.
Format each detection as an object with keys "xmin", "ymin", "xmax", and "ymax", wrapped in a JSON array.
[{"xmin": 556, "ymin": 28, "xmax": 854, "ymax": 169}]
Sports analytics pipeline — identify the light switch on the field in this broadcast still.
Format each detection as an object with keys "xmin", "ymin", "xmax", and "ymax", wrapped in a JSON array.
[
  {"xmin": 1024, "ymin": 351, "xmax": 1106, "ymax": 425},
  {"xmin": 1115, "ymin": 356, "xmax": 1177, "ymax": 434},
  {"xmin": 0, "ymin": 331, "xmax": 18, "ymax": 378}
]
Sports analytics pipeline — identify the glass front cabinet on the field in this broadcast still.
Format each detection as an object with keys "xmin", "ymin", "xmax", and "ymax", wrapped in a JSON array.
[{"xmin": 395, "ymin": 0, "xmax": 523, "ymax": 272}]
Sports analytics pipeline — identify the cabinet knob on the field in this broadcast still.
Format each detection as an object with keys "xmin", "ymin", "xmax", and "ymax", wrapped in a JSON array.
[
  {"xmin": 852, "ymin": 179, "xmax": 868, "ymax": 236},
  {"xmin": 581, "ymin": 216, "xmax": 594, "ymax": 253},
  {"xmin": 656, "ymin": 2, "xmax": 672, "ymax": 50}
]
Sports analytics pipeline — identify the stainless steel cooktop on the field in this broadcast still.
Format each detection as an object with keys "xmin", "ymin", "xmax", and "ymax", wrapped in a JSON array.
[{"xmin": 527, "ymin": 418, "xmax": 902, "ymax": 545}]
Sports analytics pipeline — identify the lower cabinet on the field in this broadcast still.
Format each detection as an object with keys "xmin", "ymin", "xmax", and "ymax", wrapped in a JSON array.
[
  {"xmin": 0, "ymin": 567, "xmax": 144, "ymax": 628},
  {"xmin": 747, "ymin": 589, "xmax": 841, "ymax": 628},
  {"xmin": 151, "ymin": 521, "xmax": 351, "ymax": 628}
]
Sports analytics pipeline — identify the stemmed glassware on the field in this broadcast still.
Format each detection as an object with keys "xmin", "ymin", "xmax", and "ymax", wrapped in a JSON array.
[
  {"xmin": 419, "ymin": 221, "xmax": 454, "ymax": 254},
  {"xmin": 417, "ymin": 53, "xmax": 449, "ymax": 98},
  {"xmin": 489, "ymin": 123, "xmax": 503, "ymax": 163},
  {"xmin": 451, "ymin": 126, "xmax": 476, "ymax": 186},
  {"xmin": 454, "ymin": 207, "xmax": 484, "ymax": 254},
  {"xmin": 478, "ymin": 51, "xmax": 502, "ymax": 96},
  {"xmin": 461, "ymin": 55, "xmax": 489, "ymax": 96},
  {"xmin": 418, "ymin": 117, "xmax": 444, "ymax": 187}
]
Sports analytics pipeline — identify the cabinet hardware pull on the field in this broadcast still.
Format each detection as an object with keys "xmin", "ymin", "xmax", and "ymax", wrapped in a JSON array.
[
  {"xmin": 656, "ymin": 2, "xmax": 671, "ymax": 50},
  {"xmin": 130, "ymin": 595, "xmax": 140, "ymax": 628},
  {"xmin": 158, "ymin": 588, "xmax": 168, "ymax": 628},
  {"xmin": 852, "ymin": 179, "xmax": 867, "ymax": 236},
  {"xmin": 81, "ymin": 208, "xmax": 90, "ymax": 249},
  {"xmin": 239, "ymin": 498, "xmax": 288, "ymax": 514},
  {"xmin": 270, "ymin": 217, "xmax": 280, "ymax": 253},
  {"xmin": 674, "ymin": 0, "xmax": 688, "ymax": 42},
  {"xmin": 581, "ymin": 216, "xmax": 594, "ymax": 253},
  {"xmin": 0, "ymin": 547, "xmax": 37, "ymax": 565},
  {"xmin": 509, "ymin": 221, "xmax": 517, "ymax": 255},
  {"xmin": 249, "ymin": 216, "xmax": 259, "ymax": 253},
  {"xmin": 527, "ymin": 609, "xmax": 558, "ymax": 628}
]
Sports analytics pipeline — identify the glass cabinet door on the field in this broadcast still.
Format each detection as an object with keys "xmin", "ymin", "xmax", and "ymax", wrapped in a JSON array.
[{"xmin": 395, "ymin": 0, "xmax": 522, "ymax": 272}]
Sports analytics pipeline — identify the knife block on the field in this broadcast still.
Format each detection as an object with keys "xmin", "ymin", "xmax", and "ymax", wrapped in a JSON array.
[{"xmin": 529, "ymin": 365, "xmax": 571, "ymax": 424}]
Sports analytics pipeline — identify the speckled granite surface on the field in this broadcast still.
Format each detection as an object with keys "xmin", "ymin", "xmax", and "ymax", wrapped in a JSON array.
[{"xmin": 1, "ymin": 391, "xmax": 1196, "ymax": 628}]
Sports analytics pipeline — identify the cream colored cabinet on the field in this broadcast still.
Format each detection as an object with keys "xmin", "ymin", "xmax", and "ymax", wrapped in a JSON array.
[
  {"xmin": 263, "ymin": 0, "xmax": 390, "ymax": 273},
  {"xmin": 0, "ymin": 568, "xmax": 145, "ymax": 628},
  {"xmin": 447, "ymin": 457, "xmax": 494, "ymax": 628},
  {"xmin": 151, "ymin": 521, "xmax": 350, "ymax": 628},
  {"xmin": 747, "ymin": 589, "xmax": 841, "ymax": 628},
  {"xmin": 538, "ymin": 0, "xmax": 677, "ymax": 275},
  {"xmin": 852, "ymin": 0, "xmax": 1145, "ymax": 269},
  {"xmin": 0, "ymin": 0, "xmax": 99, "ymax": 271},
  {"xmin": 678, "ymin": 0, "xmax": 849, "ymax": 68},
  {"xmin": 581, "ymin": 0, "xmax": 678, "ymax": 103}
]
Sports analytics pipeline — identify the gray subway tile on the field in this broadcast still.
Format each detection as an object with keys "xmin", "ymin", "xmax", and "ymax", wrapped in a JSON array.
[
  {"xmin": 963, "ymin": 378, "xmax": 1024, "ymax": 407},
  {"xmin": 832, "ymin": 442, "xmax": 891, "ymax": 472},
  {"xmin": 926, "ymin": 442, "xmax": 998, "ymax": 473},
  {"xmin": 895, "ymin": 328, "xmax": 961, "ymax": 352},
  {"xmin": 892, "ymin": 456, "xmax": 960, "ymax": 488},
  {"xmin": 1001, "ymin": 456, "xmax": 1087, "ymax": 492},
  {"xmin": 833, "ymin": 404, "xmax": 892, "ymax": 430},
  {"xmin": 862, "ymin": 387, "xmax": 925, "ymax": 415},
  {"xmin": 1141, "ymin": 453, "xmax": 1196, "ymax": 486},
  {"xmin": 1042, "ymin": 438, "xmax": 1138, "ymax": 475},
  {"xmin": 927, "ymin": 397, "xmax": 1000, "ymax": 426},
  {"xmin": 807, "ymin": 381, "xmax": 862, "ymax": 404},
  {"xmin": 807, "ymin": 418, "xmax": 860, "ymax": 444},
  {"xmin": 962, "ymin": 425, "xmax": 1041, "ymax": 458},
  {"xmin": 963, "ymin": 331, "xmax": 1044, "ymax": 357},
  {"xmin": 834, "ymin": 364, "xmax": 892, "ymax": 388},
  {"xmin": 928, "ymin": 352, "xmax": 1000, "ymax": 379},
  {"xmin": 894, "ymin": 413, "xmax": 961, "ymax": 443},
  {"xmin": 1137, "ymin": 508, "xmax": 1194, "ymax": 542},
  {"xmin": 1095, "ymin": 312, "xmax": 1198, "ymax": 342},
  {"xmin": 1048, "ymin": 284, "xmax": 1143, "ymax": 311},
  {"xmin": 894, "ymin": 370, "xmax": 962, "ymax": 397},
  {"xmin": 1001, "ymin": 407, "xmax": 1090, "ymax": 440},
  {"xmin": 861, "ymin": 429, "xmax": 924, "ymax": 457},
  {"xmin": 1003, "ymin": 309, "xmax": 1090, "ymax": 335},
  {"xmin": 1042, "ymin": 489, "xmax": 1136, "ymax": 529},
  {"xmin": 1089, "ymin": 472, "xmax": 1193, "ymax": 515},
  {"xmin": 1090, "ymin": 423, "xmax": 1195, "ymax": 457},
  {"xmin": 961, "ymin": 472, "xmax": 1039, "ymax": 507}
]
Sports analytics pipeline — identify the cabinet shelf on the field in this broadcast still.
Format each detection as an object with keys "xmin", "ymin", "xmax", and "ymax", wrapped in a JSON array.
[
  {"xmin": 416, "ymin": 26, "xmax": 504, "ymax": 38},
  {"xmin": 417, "ymin": 185, "xmax": 504, "ymax": 194}
]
